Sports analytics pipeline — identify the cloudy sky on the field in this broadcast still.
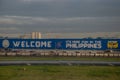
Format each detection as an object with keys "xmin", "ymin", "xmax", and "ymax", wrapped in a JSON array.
[{"xmin": 0, "ymin": 0, "xmax": 120, "ymax": 33}]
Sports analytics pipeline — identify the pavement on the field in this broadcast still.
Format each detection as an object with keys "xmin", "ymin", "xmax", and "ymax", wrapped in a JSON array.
[{"xmin": 0, "ymin": 61, "xmax": 120, "ymax": 66}]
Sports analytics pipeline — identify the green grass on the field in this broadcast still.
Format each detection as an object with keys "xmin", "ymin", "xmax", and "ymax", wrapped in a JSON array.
[
  {"xmin": 0, "ymin": 65, "xmax": 120, "ymax": 80},
  {"xmin": 0, "ymin": 56, "xmax": 120, "ymax": 61}
]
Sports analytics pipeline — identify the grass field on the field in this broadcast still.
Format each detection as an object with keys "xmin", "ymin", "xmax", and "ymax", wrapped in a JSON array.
[
  {"xmin": 0, "ymin": 65, "xmax": 120, "ymax": 80},
  {"xmin": 0, "ymin": 57, "xmax": 120, "ymax": 80},
  {"xmin": 0, "ymin": 56, "xmax": 120, "ymax": 61}
]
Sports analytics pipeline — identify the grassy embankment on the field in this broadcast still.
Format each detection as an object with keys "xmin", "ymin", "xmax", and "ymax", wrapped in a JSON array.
[{"xmin": 0, "ymin": 65, "xmax": 120, "ymax": 80}]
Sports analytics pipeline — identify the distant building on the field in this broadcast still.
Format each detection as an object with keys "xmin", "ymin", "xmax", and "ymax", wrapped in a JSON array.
[
  {"xmin": 20, "ymin": 34, "xmax": 31, "ymax": 39},
  {"xmin": 0, "ymin": 32, "xmax": 120, "ymax": 39},
  {"xmin": 31, "ymin": 32, "xmax": 41, "ymax": 39},
  {"xmin": 42, "ymin": 32, "xmax": 120, "ymax": 39}
]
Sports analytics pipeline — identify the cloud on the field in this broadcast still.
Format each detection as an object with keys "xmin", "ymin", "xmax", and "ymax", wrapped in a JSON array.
[
  {"xmin": 0, "ymin": 27, "xmax": 17, "ymax": 31},
  {"xmin": 0, "ymin": 27, "xmax": 19, "ymax": 33},
  {"xmin": 0, "ymin": 18, "xmax": 16, "ymax": 24},
  {"xmin": 21, "ymin": 0, "xmax": 71, "ymax": 2},
  {"xmin": 0, "ymin": 0, "xmax": 120, "ymax": 33},
  {"xmin": 0, "ymin": 15, "xmax": 120, "ymax": 25},
  {"xmin": 0, "ymin": 15, "xmax": 120, "ymax": 33},
  {"xmin": 0, "ymin": 0, "xmax": 120, "ymax": 17},
  {"xmin": 0, "ymin": 16, "xmax": 52, "ymax": 24},
  {"xmin": 20, "ymin": 0, "xmax": 70, "ymax": 4}
]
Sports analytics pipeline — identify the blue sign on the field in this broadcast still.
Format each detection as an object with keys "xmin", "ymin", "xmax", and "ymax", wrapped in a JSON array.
[{"xmin": 0, "ymin": 39, "xmax": 120, "ymax": 50}]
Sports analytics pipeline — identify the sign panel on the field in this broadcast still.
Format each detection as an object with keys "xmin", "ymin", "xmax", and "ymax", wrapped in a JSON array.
[{"xmin": 0, "ymin": 39, "xmax": 120, "ymax": 50}]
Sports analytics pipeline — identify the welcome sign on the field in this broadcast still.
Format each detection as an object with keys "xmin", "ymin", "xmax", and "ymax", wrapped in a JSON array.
[
  {"xmin": 0, "ymin": 39, "xmax": 120, "ymax": 50},
  {"xmin": 1, "ymin": 39, "xmax": 55, "ymax": 49}
]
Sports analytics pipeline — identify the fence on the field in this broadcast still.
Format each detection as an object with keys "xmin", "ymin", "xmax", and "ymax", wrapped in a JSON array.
[{"xmin": 0, "ymin": 50, "xmax": 120, "ymax": 57}]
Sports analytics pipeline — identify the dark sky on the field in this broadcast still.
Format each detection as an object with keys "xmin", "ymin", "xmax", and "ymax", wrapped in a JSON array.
[{"xmin": 0, "ymin": 0, "xmax": 120, "ymax": 33}]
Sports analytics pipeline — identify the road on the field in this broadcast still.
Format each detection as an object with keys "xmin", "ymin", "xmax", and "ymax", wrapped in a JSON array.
[{"xmin": 0, "ymin": 61, "xmax": 120, "ymax": 66}]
